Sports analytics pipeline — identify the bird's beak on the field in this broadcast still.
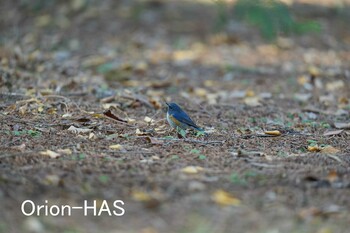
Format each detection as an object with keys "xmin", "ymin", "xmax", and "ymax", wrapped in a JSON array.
[{"xmin": 165, "ymin": 102, "xmax": 170, "ymax": 107}]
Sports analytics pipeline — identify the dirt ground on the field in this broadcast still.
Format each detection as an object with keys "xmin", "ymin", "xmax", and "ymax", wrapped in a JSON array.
[{"xmin": 1, "ymin": 1, "xmax": 350, "ymax": 233}]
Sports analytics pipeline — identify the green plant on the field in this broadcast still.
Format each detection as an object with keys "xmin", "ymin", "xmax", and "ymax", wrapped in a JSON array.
[
  {"xmin": 195, "ymin": 131, "xmax": 206, "ymax": 137},
  {"xmin": 213, "ymin": 0, "xmax": 230, "ymax": 32},
  {"xmin": 8, "ymin": 129, "xmax": 42, "ymax": 137},
  {"xmin": 307, "ymin": 139, "xmax": 317, "ymax": 146},
  {"xmin": 190, "ymin": 149, "xmax": 201, "ymax": 154},
  {"xmin": 98, "ymin": 175, "xmax": 109, "ymax": 184},
  {"xmin": 234, "ymin": 0, "xmax": 321, "ymax": 40},
  {"xmin": 178, "ymin": 127, "xmax": 187, "ymax": 138},
  {"xmin": 230, "ymin": 172, "xmax": 247, "ymax": 185},
  {"xmin": 230, "ymin": 171, "xmax": 260, "ymax": 185}
]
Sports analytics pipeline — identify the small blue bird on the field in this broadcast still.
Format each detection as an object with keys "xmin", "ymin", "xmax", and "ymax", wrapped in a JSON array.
[{"xmin": 166, "ymin": 102, "xmax": 205, "ymax": 132}]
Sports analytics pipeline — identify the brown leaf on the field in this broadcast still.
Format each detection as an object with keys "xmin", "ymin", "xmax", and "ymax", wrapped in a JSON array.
[
  {"xmin": 327, "ymin": 170, "xmax": 339, "ymax": 183},
  {"xmin": 103, "ymin": 109, "xmax": 128, "ymax": 123},
  {"xmin": 145, "ymin": 137, "xmax": 163, "ymax": 145},
  {"xmin": 298, "ymin": 207, "xmax": 322, "ymax": 220},
  {"xmin": 321, "ymin": 146, "xmax": 340, "ymax": 154},
  {"xmin": 149, "ymin": 98, "xmax": 162, "ymax": 109}
]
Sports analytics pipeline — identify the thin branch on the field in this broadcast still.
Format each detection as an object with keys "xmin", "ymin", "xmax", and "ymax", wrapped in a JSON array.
[{"xmin": 156, "ymin": 137, "xmax": 225, "ymax": 145}]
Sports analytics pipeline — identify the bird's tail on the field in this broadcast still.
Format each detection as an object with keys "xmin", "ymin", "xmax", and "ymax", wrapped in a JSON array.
[{"xmin": 192, "ymin": 125, "xmax": 207, "ymax": 135}]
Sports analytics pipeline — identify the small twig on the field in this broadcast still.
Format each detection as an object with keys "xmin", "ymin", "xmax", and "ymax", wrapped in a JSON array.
[
  {"xmin": 42, "ymin": 95, "xmax": 71, "ymax": 101},
  {"xmin": 249, "ymin": 162, "xmax": 282, "ymax": 168},
  {"xmin": 325, "ymin": 154, "xmax": 343, "ymax": 164},
  {"xmin": 104, "ymin": 118, "xmax": 137, "ymax": 128},
  {"xmin": 184, "ymin": 139, "xmax": 225, "ymax": 145},
  {"xmin": 156, "ymin": 137, "xmax": 225, "ymax": 145},
  {"xmin": 60, "ymin": 92, "xmax": 89, "ymax": 97},
  {"xmin": 120, "ymin": 94, "xmax": 153, "ymax": 108},
  {"xmin": 0, "ymin": 151, "xmax": 34, "ymax": 159}
]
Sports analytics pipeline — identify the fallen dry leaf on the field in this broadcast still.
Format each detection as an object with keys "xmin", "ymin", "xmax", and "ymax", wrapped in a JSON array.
[
  {"xmin": 193, "ymin": 87, "xmax": 208, "ymax": 97},
  {"xmin": 145, "ymin": 137, "xmax": 163, "ymax": 145},
  {"xmin": 62, "ymin": 113, "xmax": 72, "ymax": 118},
  {"xmin": 327, "ymin": 170, "xmax": 339, "ymax": 183},
  {"xmin": 212, "ymin": 189, "xmax": 241, "ymax": 206},
  {"xmin": 308, "ymin": 66, "xmax": 321, "ymax": 77},
  {"xmin": 243, "ymin": 96, "xmax": 261, "ymax": 106},
  {"xmin": 298, "ymin": 205, "xmax": 342, "ymax": 221},
  {"xmin": 109, "ymin": 144, "xmax": 124, "ymax": 150},
  {"xmin": 40, "ymin": 150, "xmax": 60, "ymax": 158},
  {"xmin": 88, "ymin": 132, "xmax": 96, "ymax": 139},
  {"xmin": 181, "ymin": 166, "xmax": 204, "ymax": 174},
  {"xmin": 43, "ymin": 174, "xmax": 60, "ymax": 186},
  {"xmin": 127, "ymin": 118, "xmax": 136, "ymax": 123},
  {"xmin": 67, "ymin": 125, "xmax": 93, "ymax": 134},
  {"xmin": 294, "ymin": 93, "xmax": 312, "ymax": 102},
  {"xmin": 131, "ymin": 190, "xmax": 152, "ymax": 202},
  {"xmin": 297, "ymin": 75, "xmax": 309, "ymax": 85},
  {"xmin": 321, "ymin": 145, "xmax": 340, "ymax": 154},
  {"xmin": 11, "ymin": 143, "xmax": 26, "ymax": 152},
  {"xmin": 56, "ymin": 148, "xmax": 72, "ymax": 155},
  {"xmin": 326, "ymin": 80, "xmax": 344, "ymax": 91},
  {"xmin": 264, "ymin": 130, "xmax": 281, "ymax": 136},
  {"xmin": 149, "ymin": 98, "xmax": 162, "ymax": 109},
  {"xmin": 307, "ymin": 145, "xmax": 321, "ymax": 152},
  {"xmin": 136, "ymin": 128, "xmax": 147, "ymax": 136},
  {"xmin": 308, "ymin": 145, "xmax": 340, "ymax": 154},
  {"xmin": 324, "ymin": 154, "xmax": 343, "ymax": 163},
  {"xmin": 245, "ymin": 90, "xmax": 255, "ymax": 97},
  {"xmin": 144, "ymin": 116, "xmax": 154, "ymax": 123},
  {"xmin": 102, "ymin": 103, "xmax": 120, "ymax": 109},
  {"xmin": 91, "ymin": 113, "xmax": 104, "ymax": 118},
  {"xmin": 103, "ymin": 109, "xmax": 128, "ymax": 123},
  {"xmin": 298, "ymin": 207, "xmax": 322, "ymax": 220}
]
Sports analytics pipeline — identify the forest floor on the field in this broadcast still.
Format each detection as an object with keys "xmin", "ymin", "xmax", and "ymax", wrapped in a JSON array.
[{"xmin": 1, "ymin": 1, "xmax": 350, "ymax": 233}]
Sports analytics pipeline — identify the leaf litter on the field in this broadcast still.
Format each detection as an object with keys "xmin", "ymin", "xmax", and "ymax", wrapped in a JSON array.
[{"xmin": 0, "ymin": 1, "xmax": 350, "ymax": 233}]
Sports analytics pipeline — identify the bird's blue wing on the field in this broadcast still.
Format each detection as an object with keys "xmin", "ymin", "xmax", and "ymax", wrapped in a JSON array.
[{"xmin": 172, "ymin": 111, "xmax": 201, "ymax": 130}]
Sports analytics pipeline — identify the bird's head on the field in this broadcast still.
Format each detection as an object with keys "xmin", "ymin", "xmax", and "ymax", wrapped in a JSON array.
[{"xmin": 166, "ymin": 102, "xmax": 183, "ymax": 113}]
